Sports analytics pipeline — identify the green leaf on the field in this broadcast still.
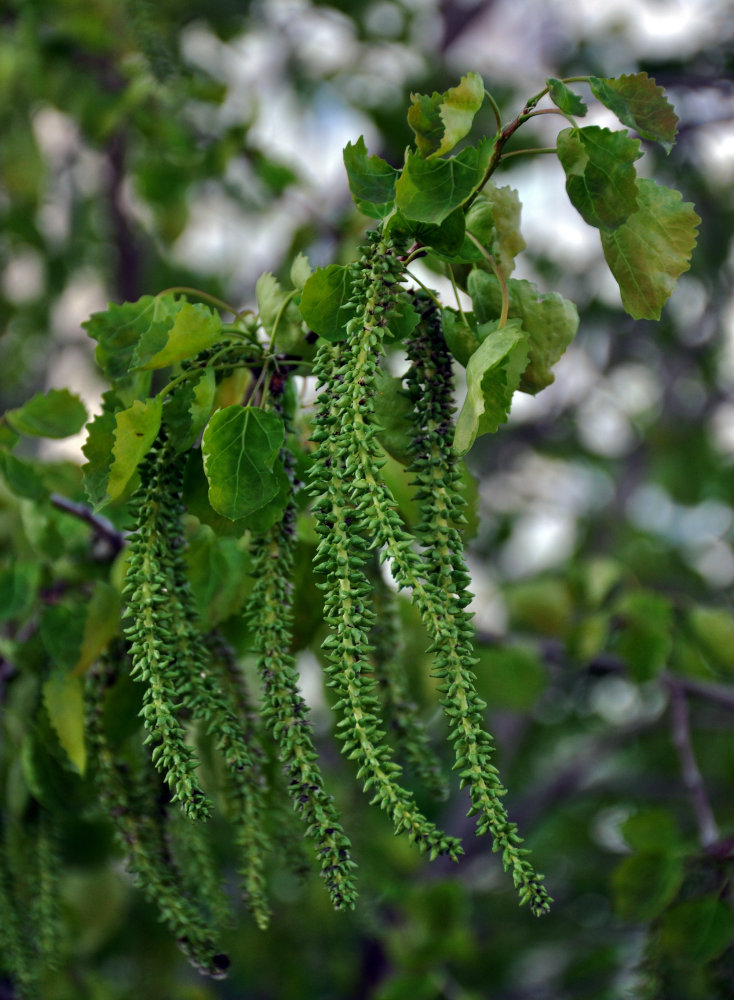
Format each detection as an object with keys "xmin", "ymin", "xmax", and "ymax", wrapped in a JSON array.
[
  {"xmin": 343, "ymin": 136, "xmax": 399, "ymax": 218},
  {"xmin": 290, "ymin": 252, "xmax": 312, "ymax": 290},
  {"xmin": 201, "ymin": 405, "xmax": 284, "ymax": 520},
  {"xmin": 183, "ymin": 449, "xmax": 249, "ymax": 537},
  {"xmin": 386, "ymin": 207, "xmax": 466, "ymax": 257},
  {"xmin": 612, "ymin": 852, "xmax": 683, "ymax": 922},
  {"xmin": 621, "ymin": 809, "xmax": 681, "ymax": 853},
  {"xmin": 468, "ymin": 270, "xmax": 579, "ymax": 393},
  {"xmin": 546, "ymin": 78, "xmax": 587, "ymax": 117},
  {"xmin": 107, "ymin": 396, "xmax": 163, "ymax": 502},
  {"xmin": 556, "ymin": 126, "xmax": 641, "ymax": 232},
  {"xmin": 506, "ymin": 578, "xmax": 574, "ymax": 637},
  {"xmin": 185, "ymin": 525, "xmax": 253, "ymax": 629},
  {"xmin": 74, "ymin": 581, "xmax": 121, "ymax": 676},
  {"xmin": 686, "ymin": 605, "xmax": 734, "ymax": 673},
  {"xmin": 40, "ymin": 603, "xmax": 85, "ymax": 671},
  {"xmin": 83, "ymin": 297, "xmax": 158, "ymax": 382},
  {"xmin": 589, "ymin": 72, "xmax": 678, "ymax": 153},
  {"xmin": 0, "ymin": 451, "xmax": 49, "ymax": 501},
  {"xmin": 299, "ymin": 264, "xmax": 357, "ymax": 342},
  {"xmin": 442, "ymin": 308, "xmax": 479, "ymax": 367},
  {"xmin": 133, "ymin": 301, "xmax": 222, "ymax": 370},
  {"xmin": 6, "ymin": 388, "xmax": 87, "ymax": 439},
  {"xmin": 436, "ymin": 184, "xmax": 525, "ymax": 278},
  {"xmin": 395, "ymin": 139, "xmax": 492, "ymax": 225},
  {"xmin": 613, "ymin": 590, "xmax": 673, "ymax": 681},
  {"xmin": 163, "ymin": 368, "xmax": 216, "ymax": 454},
  {"xmin": 256, "ymin": 272, "xmax": 304, "ymax": 353},
  {"xmin": 43, "ymin": 670, "xmax": 87, "ymax": 775},
  {"xmin": 659, "ymin": 898, "xmax": 734, "ymax": 965},
  {"xmin": 600, "ymin": 178, "xmax": 700, "ymax": 320},
  {"xmin": 81, "ymin": 410, "xmax": 116, "ymax": 509},
  {"xmin": 385, "ymin": 295, "xmax": 420, "ymax": 344},
  {"xmin": 0, "ymin": 562, "xmax": 39, "ymax": 621},
  {"xmin": 407, "ymin": 72, "xmax": 485, "ymax": 158},
  {"xmin": 374, "ymin": 368, "xmax": 414, "ymax": 464},
  {"xmin": 475, "ymin": 644, "xmax": 547, "ymax": 710},
  {"xmin": 453, "ymin": 318, "xmax": 528, "ymax": 454}
]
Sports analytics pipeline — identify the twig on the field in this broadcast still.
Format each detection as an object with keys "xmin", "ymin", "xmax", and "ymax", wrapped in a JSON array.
[
  {"xmin": 49, "ymin": 493, "xmax": 125, "ymax": 556},
  {"xmin": 664, "ymin": 677, "xmax": 719, "ymax": 848}
]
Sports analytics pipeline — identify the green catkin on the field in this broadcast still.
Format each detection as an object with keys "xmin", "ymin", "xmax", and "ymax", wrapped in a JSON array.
[
  {"xmin": 309, "ymin": 231, "xmax": 462, "ymax": 862},
  {"xmin": 31, "ymin": 809, "xmax": 62, "ymax": 971},
  {"xmin": 158, "ymin": 468, "xmax": 272, "ymax": 929},
  {"xmin": 369, "ymin": 566, "xmax": 449, "ymax": 801},
  {"xmin": 201, "ymin": 633, "xmax": 273, "ymax": 929},
  {"xmin": 0, "ymin": 832, "xmax": 39, "ymax": 1000},
  {"xmin": 403, "ymin": 293, "xmax": 551, "ymax": 915},
  {"xmin": 244, "ymin": 387, "xmax": 357, "ymax": 909},
  {"xmin": 123, "ymin": 437, "xmax": 210, "ymax": 820},
  {"xmin": 85, "ymin": 658, "xmax": 231, "ymax": 979}
]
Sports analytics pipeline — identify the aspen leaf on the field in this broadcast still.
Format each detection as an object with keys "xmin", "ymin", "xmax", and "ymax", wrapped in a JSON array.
[
  {"xmin": 83, "ymin": 297, "xmax": 158, "ymax": 381},
  {"xmin": 6, "ymin": 388, "xmax": 87, "ymax": 439},
  {"xmin": 290, "ymin": 251, "xmax": 312, "ymax": 290},
  {"xmin": 163, "ymin": 368, "xmax": 216, "ymax": 453},
  {"xmin": 659, "ymin": 899, "xmax": 734, "ymax": 964},
  {"xmin": 407, "ymin": 72, "xmax": 484, "ymax": 158},
  {"xmin": 43, "ymin": 670, "xmax": 87, "ymax": 775},
  {"xmin": 81, "ymin": 409, "xmax": 116, "ymax": 508},
  {"xmin": 0, "ymin": 451, "xmax": 48, "ymax": 500},
  {"xmin": 343, "ymin": 137, "xmax": 399, "ymax": 218},
  {"xmin": 557, "ymin": 126, "xmax": 641, "ymax": 232},
  {"xmin": 468, "ymin": 270, "xmax": 578, "ymax": 393},
  {"xmin": 134, "ymin": 301, "xmax": 221, "ymax": 370},
  {"xmin": 546, "ymin": 78, "xmax": 587, "ymax": 117},
  {"xmin": 453, "ymin": 318, "xmax": 528, "ymax": 454},
  {"xmin": 107, "ymin": 396, "xmax": 163, "ymax": 501},
  {"xmin": 73, "ymin": 581, "xmax": 121, "ymax": 676},
  {"xmin": 299, "ymin": 265, "xmax": 357, "ymax": 342},
  {"xmin": 612, "ymin": 853, "xmax": 683, "ymax": 922},
  {"xmin": 589, "ymin": 72, "xmax": 678, "ymax": 153},
  {"xmin": 201, "ymin": 405, "xmax": 284, "ymax": 520},
  {"xmin": 600, "ymin": 178, "xmax": 700, "ymax": 320},
  {"xmin": 395, "ymin": 139, "xmax": 492, "ymax": 225}
]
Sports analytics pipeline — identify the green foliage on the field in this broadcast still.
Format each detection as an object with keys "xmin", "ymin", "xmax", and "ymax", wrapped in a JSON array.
[{"xmin": 0, "ymin": 63, "xmax": 712, "ymax": 1000}]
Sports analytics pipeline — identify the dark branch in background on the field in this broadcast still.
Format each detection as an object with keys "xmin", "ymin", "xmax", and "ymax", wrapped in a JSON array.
[
  {"xmin": 107, "ymin": 131, "xmax": 142, "ymax": 303},
  {"xmin": 439, "ymin": 0, "xmax": 498, "ymax": 54},
  {"xmin": 664, "ymin": 675, "xmax": 720, "ymax": 849},
  {"xmin": 49, "ymin": 493, "xmax": 126, "ymax": 557}
]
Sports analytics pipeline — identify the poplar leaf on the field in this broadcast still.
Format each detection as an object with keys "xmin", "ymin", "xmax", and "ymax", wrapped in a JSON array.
[
  {"xmin": 659, "ymin": 898, "xmax": 734, "ymax": 965},
  {"xmin": 589, "ymin": 72, "xmax": 678, "ymax": 153},
  {"xmin": 83, "ymin": 297, "xmax": 158, "ymax": 381},
  {"xmin": 201, "ymin": 405, "xmax": 284, "ymax": 520},
  {"xmin": 441, "ymin": 184, "xmax": 525, "ymax": 277},
  {"xmin": 374, "ymin": 368, "xmax": 414, "ymax": 464},
  {"xmin": 299, "ymin": 265, "xmax": 357, "ymax": 342},
  {"xmin": 557, "ymin": 126, "xmax": 641, "ymax": 232},
  {"xmin": 43, "ymin": 670, "xmax": 87, "ymax": 775},
  {"xmin": 600, "ymin": 178, "xmax": 700, "ymax": 320},
  {"xmin": 343, "ymin": 137, "xmax": 399, "ymax": 218},
  {"xmin": 468, "ymin": 270, "xmax": 579, "ymax": 393},
  {"xmin": 395, "ymin": 139, "xmax": 492, "ymax": 225},
  {"xmin": 6, "ymin": 388, "xmax": 87, "ymax": 439},
  {"xmin": 546, "ymin": 78, "xmax": 587, "ymax": 117},
  {"xmin": 442, "ymin": 308, "xmax": 479, "ymax": 367},
  {"xmin": 0, "ymin": 562, "xmax": 39, "ymax": 621},
  {"xmin": 73, "ymin": 581, "xmax": 121, "ymax": 676},
  {"xmin": 256, "ymin": 272, "xmax": 303, "ymax": 351},
  {"xmin": 134, "ymin": 302, "xmax": 221, "ymax": 370},
  {"xmin": 290, "ymin": 252, "xmax": 312, "ymax": 290},
  {"xmin": 386, "ymin": 207, "xmax": 466, "ymax": 256},
  {"xmin": 407, "ymin": 72, "xmax": 485, "ymax": 158},
  {"xmin": 0, "ymin": 451, "xmax": 48, "ymax": 501},
  {"xmin": 107, "ymin": 396, "xmax": 163, "ymax": 501},
  {"xmin": 163, "ymin": 368, "xmax": 216, "ymax": 453},
  {"xmin": 453, "ymin": 319, "xmax": 528, "ymax": 454},
  {"xmin": 81, "ymin": 410, "xmax": 116, "ymax": 508}
]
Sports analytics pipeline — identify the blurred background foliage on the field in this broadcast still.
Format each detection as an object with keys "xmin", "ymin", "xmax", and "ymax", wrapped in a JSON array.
[{"xmin": 3, "ymin": 0, "xmax": 734, "ymax": 997}]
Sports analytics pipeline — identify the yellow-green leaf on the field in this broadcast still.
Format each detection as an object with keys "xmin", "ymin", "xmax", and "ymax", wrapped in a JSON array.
[
  {"xmin": 43, "ymin": 670, "xmax": 87, "ymax": 775},
  {"xmin": 107, "ymin": 396, "xmax": 163, "ymax": 501},
  {"xmin": 407, "ymin": 72, "xmax": 485, "ymax": 158},
  {"xmin": 600, "ymin": 178, "xmax": 700, "ymax": 320}
]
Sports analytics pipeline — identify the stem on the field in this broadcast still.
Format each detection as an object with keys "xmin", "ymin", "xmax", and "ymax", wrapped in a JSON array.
[
  {"xmin": 447, "ymin": 266, "xmax": 468, "ymax": 325},
  {"xmin": 156, "ymin": 286, "xmax": 252, "ymax": 323},
  {"xmin": 465, "ymin": 233, "xmax": 509, "ymax": 327},
  {"xmin": 49, "ymin": 493, "xmax": 125, "ymax": 555},
  {"xmin": 484, "ymin": 88, "xmax": 502, "ymax": 132},
  {"xmin": 525, "ymin": 107, "xmax": 577, "ymax": 127},
  {"xmin": 500, "ymin": 147, "xmax": 558, "ymax": 161},
  {"xmin": 665, "ymin": 677, "xmax": 719, "ymax": 848}
]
